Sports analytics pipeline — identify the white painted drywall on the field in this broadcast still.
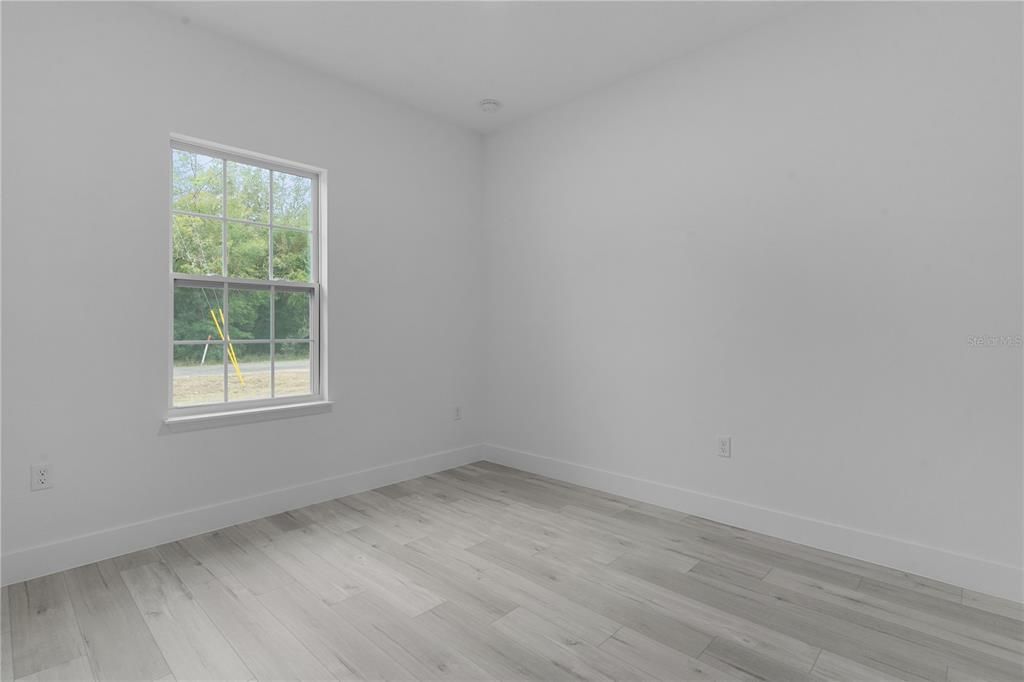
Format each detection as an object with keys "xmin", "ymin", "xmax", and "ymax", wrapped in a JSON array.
[
  {"xmin": 483, "ymin": 3, "xmax": 1023, "ymax": 596},
  {"xmin": 1, "ymin": 2, "xmax": 485, "ymax": 578},
  {"xmin": 4, "ymin": 1, "xmax": 1021, "ymax": 600}
]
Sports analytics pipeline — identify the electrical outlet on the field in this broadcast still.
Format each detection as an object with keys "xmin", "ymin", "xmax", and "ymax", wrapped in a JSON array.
[
  {"xmin": 454, "ymin": 406, "xmax": 463, "ymax": 421},
  {"xmin": 717, "ymin": 437, "xmax": 732, "ymax": 458},
  {"xmin": 31, "ymin": 464, "xmax": 52, "ymax": 491}
]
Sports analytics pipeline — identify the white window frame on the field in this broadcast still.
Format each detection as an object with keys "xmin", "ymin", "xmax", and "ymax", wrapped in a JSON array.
[{"xmin": 166, "ymin": 135, "xmax": 328, "ymax": 424}]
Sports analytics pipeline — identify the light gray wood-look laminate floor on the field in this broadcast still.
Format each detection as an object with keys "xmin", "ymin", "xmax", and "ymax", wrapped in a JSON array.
[{"xmin": 3, "ymin": 462, "xmax": 1022, "ymax": 681}]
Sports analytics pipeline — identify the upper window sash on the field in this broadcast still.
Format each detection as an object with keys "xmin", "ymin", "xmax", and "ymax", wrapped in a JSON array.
[{"xmin": 171, "ymin": 141, "xmax": 319, "ymax": 286}]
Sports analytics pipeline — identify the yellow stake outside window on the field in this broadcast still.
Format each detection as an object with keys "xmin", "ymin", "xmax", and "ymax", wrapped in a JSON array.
[{"xmin": 210, "ymin": 308, "xmax": 245, "ymax": 385}]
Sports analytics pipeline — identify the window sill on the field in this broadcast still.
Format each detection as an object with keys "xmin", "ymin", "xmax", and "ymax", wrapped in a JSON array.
[{"xmin": 163, "ymin": 400, "xmax": 333, "ymax": 432}]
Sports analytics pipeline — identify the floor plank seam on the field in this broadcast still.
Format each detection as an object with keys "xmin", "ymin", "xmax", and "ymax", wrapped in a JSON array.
[
  {"xmin": 809, "ymin": 646, "xmax": 823, "ymax": 673},
  {"xmin": 61, "ymin": 572, "xmax": 96, "ymax": 682}
]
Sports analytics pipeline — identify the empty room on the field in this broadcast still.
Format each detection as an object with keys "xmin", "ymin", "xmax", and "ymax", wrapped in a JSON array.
[{"xmin": 1, "ymin": 1, "xmax": 1022, "ymax": 680}]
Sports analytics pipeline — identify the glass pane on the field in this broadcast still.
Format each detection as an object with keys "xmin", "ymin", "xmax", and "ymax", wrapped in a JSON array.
[
  {"xmin": 275, "ymin": 290, "xmax": 310, "ymax": 340},
  {"xmin": 174, "ymin": 285, "xmax": 224, "ymax": 341},
  {"xmin": 172, "ymin": 215, "xmax": 222, "ymax": 276},
  {"xmin": 227, "ymin": 161, "xmax": 270, "ymax": 224},
  {"xmin": 173, "ymin": 343, "xmax": 225, "ymax": 406},
  {"xmin": 272, "ymin": 172, "xmax": 312, "ymax": 229},
  {"xmin": 228, "ymin": 343, "xmax": 271, "ymax": 402},
  {"xmin": 275, "ymin": 342, "xmax": 311, "ymax": 397},
  {"xmin": 227, "ymin": 288, "xmax": 270, "ymax": 340},
  {"xmin": 227, "ymin": 223, "xmax": 270, "ymax": 279},
  {"xmin": 172, "ymin": 149, "xmax": 223, "ymax": 216},
  {"xmin": 273, "ymin": 229, "xmax": 311, "ymax": 282}
]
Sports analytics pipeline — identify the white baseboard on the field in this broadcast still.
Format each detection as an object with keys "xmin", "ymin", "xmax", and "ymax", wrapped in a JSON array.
[
  {"xmin": 9, "ymin": 441, "xmax": 1019, "ymax": 602},
  {"xmin": 2, "ymin": 443, "xmax": 485, "ymax": 586},
  {"xmin": 480, "ymin": 444, "xmax": 1023, "ymax": 603}
]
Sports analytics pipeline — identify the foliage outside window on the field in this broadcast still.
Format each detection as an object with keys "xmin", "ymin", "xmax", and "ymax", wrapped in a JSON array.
[{"xmin": 170, "ymin": 141, "xmax": 321, "ymax": 410}]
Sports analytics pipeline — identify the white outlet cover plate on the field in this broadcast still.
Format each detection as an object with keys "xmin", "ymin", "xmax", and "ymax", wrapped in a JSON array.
[{"xmin": 30, "ymin": 464, "xmax": 51, "ymax": 491}]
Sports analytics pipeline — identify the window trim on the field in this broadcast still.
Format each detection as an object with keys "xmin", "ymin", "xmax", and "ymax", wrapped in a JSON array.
[{"xmin": 166, "ymin": 134, "xmax": 328, "ymax": 422}]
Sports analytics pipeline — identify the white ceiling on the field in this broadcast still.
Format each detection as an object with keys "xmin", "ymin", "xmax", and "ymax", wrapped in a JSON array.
[{"xmin": 156, "ymin": 2, "xmax": 798, "ymax": 132}]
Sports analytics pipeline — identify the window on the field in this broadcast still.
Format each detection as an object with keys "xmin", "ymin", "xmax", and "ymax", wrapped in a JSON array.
[{"xmin": 169, "ymin": 139, "xmax": 324, "ymax": 416}]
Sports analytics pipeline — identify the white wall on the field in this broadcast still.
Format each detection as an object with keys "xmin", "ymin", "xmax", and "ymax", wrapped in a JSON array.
[
  {"xmin": 4, "ymin": 2, "xmax": 1021, "ymax": 601},
  {"xmin": 1, "ymin": 2, "xmax": 486, "ymax": 581},
  {"xmin": 483, "ymin": 3, "xmax": 1023, "ymax": 599}
]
